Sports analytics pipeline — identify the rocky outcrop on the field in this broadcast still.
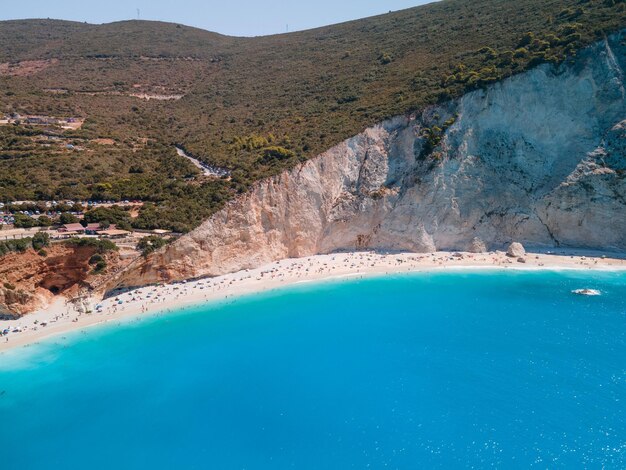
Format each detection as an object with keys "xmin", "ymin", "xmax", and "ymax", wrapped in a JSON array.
[
  {"xmin": 0, "ymin": 244, "xmax": 124, "ymax": 316},
  {"xmin": 0, "ymin": 245, "xmax": 91, "ymax": 316},
  {"xmin": 0, "ymin": 290, "xmax": 32, "ymax": 320},
  {"xmin": 112, "ymin": 34, "xmax": 626, "ymax": 289}
]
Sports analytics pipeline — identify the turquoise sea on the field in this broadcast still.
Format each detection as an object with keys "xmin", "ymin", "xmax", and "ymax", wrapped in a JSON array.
[{"xmin": 1, "ymin": 270, "xmax": 625, "ymax": 469}]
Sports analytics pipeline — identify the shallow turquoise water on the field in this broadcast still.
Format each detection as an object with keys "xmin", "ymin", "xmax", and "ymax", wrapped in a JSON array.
[{"xmin": 1, "ymin": 270, "xmax": 625, "ymax": 469}]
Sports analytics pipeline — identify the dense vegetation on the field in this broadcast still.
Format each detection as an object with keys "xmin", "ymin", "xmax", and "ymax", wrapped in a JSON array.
[
  {"xmin": 137, "ymin": 235, "xmax": 168, "ymax": 257},
  {"xmin": 0, "ymin": 232, "xmax": 49, "ymax": 257},
  {"xmin": 64, "ymin": 237, "xmax": 118, "ymax": 253},
  {"xmin": 0, "ymin": 0, "xmax": 624, "ymax": 232},
  {"xmin": 0, "ymin": 238, "xmax": 33, "ymax": 256}
]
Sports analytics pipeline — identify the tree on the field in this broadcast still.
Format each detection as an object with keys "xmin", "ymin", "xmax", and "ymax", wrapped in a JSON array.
[
  {"xmin": 378, "ymin": 52, "xmax": 393, "ymax": 64},
  {"xmin": 518, "ymin": 31, "xmax": 535, "ymax": 47},
  {"xmin": 84, "ymin": 206, "xmax": 131, "ymax": 226},
  {"xmin": 65, "ymin": 238, "xmax": 117, "ymax": 253},
  {"xmin": 60, "ymin": 212, "xmax": 79, "ymax": 224},
  {"xmin": 137, "ymin": 235, "xmax": 167, "ymax": 257},
  {"xmin": 89, "ymin": 253, "xmax": 104, "ymax": 265},
  {"xmin": 262, "ymin": 146, "xmax": 295, "ymax": 161},
  {"xmin": 116, "ymin": 220, "xmax": 132, "ymax": 231},
  {"xmin": 38, "ymin": 215, "xmax": 52, "ymax": 227},
  {"xmin": 13, "ymin": 213, "xmax": 37, "ymax": 228},
  {"xmin": 92, "ymin": 260, "xmax": 107, "ymax": 274},
  {"xmin": 54, "ymin": 203, "xmax": 71, "ymax": 212},
  {"xmin": 32, "ymin": 232, "xmax": 50, "ymax": 251}
]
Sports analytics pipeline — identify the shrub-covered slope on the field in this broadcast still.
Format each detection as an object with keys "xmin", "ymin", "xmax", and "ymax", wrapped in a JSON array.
[{"xmin": 0, "ymin": 0, "xmax": 624, "ymax": 232}]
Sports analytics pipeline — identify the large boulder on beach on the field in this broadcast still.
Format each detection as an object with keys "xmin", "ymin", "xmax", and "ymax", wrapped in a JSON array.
[
  {"xmin": 506, "ymin": 242, "xmax": 526, "ymax": 258},
  {"xmin": 467, "ymin": 237, "xmax": 487, "ymax": 253}
]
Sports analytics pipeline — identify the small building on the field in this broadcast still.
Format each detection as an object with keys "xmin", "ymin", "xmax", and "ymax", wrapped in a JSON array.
[
  {"xmin": 59, "ymin": 223, "xmax": 86, "ymax": 233},
  {"xmin": 55, "ymin": 231, "xmax": 81, "ymax": 239},
  {"xmin": 85, "ymin": 223, "xmax": 102, "ymax": 235},
  {"xmin": 97, "ymin": 229, "xmax": 130, "ymax": 239},
  {"xmin": 58, "ymin": 222, "xmax": 119, "ymax": 235}
]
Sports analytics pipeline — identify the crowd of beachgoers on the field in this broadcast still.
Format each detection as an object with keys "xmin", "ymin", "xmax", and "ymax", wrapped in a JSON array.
[{"xmin": 1, "ymin": 249, "xmax": 625, "ymax": 351}]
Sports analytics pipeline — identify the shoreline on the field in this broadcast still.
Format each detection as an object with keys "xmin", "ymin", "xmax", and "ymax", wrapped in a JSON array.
[{"xmin": 2, "ymin": 250, "xmax": 626, "ymax": 353}]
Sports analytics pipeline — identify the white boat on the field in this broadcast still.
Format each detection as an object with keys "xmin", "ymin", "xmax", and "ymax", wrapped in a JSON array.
[{"xmin": 572, "ymin": 288, "xmax": 601, "ymax": 296}]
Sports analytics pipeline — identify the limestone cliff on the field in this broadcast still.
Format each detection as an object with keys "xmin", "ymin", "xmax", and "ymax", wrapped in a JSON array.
[{"xmin": 112, "ymin": 34, "xmax": 626, "ymax": 288}]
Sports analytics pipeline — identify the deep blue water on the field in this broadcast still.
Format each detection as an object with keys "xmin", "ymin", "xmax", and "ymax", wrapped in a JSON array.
[{"xmin": 1, "ymin": 270, "xmax": 625, "ymax": 469}]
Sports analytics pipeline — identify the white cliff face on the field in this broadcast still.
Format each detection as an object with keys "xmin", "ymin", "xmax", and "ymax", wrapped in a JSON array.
[{"xmin": 115, "ymin": 34, "xmax": 625, "ymax": 287}]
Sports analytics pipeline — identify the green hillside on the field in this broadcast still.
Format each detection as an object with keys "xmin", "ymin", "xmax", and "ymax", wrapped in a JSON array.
[{"xmin": 1, "ymin": 0, "xmax": 624, "ymax": 231}]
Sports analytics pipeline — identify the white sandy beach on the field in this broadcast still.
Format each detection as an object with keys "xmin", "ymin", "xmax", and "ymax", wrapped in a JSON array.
[{"xmin": 1, "ymin": 250, "xmax": 625, "ymax": 353}]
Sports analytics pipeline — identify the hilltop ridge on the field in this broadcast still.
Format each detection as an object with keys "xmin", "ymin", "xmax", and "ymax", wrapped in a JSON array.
[{"xmin": 1, "ymin": 0, "xmax": 624, "ymax": 232}]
